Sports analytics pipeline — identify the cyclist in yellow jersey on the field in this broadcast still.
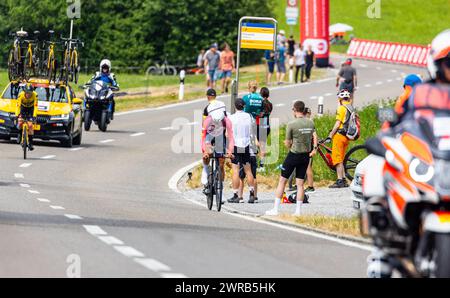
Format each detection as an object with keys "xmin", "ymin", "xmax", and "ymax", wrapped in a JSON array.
[{"xmin": 15, "ymin": 83, "xmax": 38, "ymax": 150}]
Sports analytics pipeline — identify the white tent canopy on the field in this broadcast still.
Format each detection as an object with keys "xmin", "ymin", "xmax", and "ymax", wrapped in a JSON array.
[{"xmin": 329, "ymin": 23, "xmax": 354, "ymax": 34}]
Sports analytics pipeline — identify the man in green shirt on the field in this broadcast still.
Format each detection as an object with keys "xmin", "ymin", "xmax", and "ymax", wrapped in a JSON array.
[{"xmin": 265, "ymin": 101, "xmax": 318, "ymax": 216}]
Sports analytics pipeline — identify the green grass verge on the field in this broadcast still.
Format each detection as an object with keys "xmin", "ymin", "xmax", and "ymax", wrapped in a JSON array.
[{"xmin": 274, "ymin": 0, "xmax": 450, "ymax": 53}]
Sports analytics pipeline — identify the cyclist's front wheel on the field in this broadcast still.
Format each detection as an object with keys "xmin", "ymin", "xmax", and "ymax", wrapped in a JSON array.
[
  {"xmin": 22, "ymin": 129, "xmax": 28, "ymax": 160},
  {"xmin": 215, "ymin": 164, "xmax": 223, "ymax": 212},
  {"xmin": 344, "ymin": 144, "xmax": 368, "ymax": 181},
  {"xmin": 206, "ymin": 165, "xmax": 214, "ymax": 210}
]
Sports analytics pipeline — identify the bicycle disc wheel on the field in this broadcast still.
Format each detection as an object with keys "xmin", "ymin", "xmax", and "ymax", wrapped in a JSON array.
[
  {"xmin": 8, "ymin": 50, "xmax": 17, "ymax": 81},
  {"xmin": 344, "ymin": 145, "xmax": 368, "ymax": 181},
  {"xmin": 206, "ymin": 162, "xmax": 214, "ymax": 210},
  {"xmin": 22, "ymin": 130, "xmax": 27, "ymax": 160},
  {"xmin": 215, "ymin": 163, "xmax": 223, "ymax": 212}
]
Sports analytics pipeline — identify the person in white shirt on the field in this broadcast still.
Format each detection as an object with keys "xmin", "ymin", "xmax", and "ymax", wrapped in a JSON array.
[
  {"xmin": 228, "ymin": 98, "xmax": 257, "ymax": 204},
  {"xmin": 294, "ymin": 43, "xmax": 306, "ymax": 83}
]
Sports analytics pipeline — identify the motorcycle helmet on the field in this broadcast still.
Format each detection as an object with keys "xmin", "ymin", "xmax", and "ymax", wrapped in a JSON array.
[
  {"xmin": 427, "ymin": 29, "xmax": 450, "ymax": 81},
  {"xmin": 100, "ymin": 59, "xmax": 112, "ymax": 73},
  {"xmin": 403, "ymin": 74, "xmax": 423, "ymax": 88}
]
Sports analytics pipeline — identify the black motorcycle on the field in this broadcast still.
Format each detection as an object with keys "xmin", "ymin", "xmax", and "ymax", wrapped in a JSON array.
[{"xmin": 83, "ymin": 81, "xmax": 118, "ymax": 132}]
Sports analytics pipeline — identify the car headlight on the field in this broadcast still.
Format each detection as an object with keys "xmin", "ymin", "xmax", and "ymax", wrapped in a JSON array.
[
  {"xmin": 50, "ymin": 114, "xmax": 70, "ymax": 121},
  {"xmin": 0, "ymin": 110, "xmax": 9, "ymax": 117},
  {"xmin": 409, "ymin": 158, "xmax": 434, "ymax": 183}
]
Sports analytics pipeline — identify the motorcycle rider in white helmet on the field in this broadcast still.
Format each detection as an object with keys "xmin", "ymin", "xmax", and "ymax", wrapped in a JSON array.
[{"xmin": 90, "ymin": 59, "xmax": 120, "ymax": 119}]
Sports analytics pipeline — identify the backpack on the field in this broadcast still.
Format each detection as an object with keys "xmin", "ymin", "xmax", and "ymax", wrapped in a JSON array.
[{"xmin": 342, "ymin": 104, "xmax": 360, "ymax": 141}]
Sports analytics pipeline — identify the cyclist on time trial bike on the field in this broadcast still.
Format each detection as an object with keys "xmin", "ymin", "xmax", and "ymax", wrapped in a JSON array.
[
  {"xmin": 15, "ymin": 83, "xmax": 38, "ymax": 151},
  {"xmin": 201, "ymin": 100, "xmax": 235, "ymax": 195}
]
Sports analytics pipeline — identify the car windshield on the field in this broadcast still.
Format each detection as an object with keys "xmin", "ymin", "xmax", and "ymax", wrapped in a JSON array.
[{"xmin": 2, "ymin": 84, "xmax": 68, "ymax": 103}]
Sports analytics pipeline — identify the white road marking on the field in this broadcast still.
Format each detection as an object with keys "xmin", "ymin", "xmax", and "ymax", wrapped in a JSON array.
[
  {"xmin": 19, "ymin": 163, "xmax": 32, "ymax": 168},
  {"xmin": 99, "ymin": 139, "xmax": 115, "ymax": 144},
  {"xmin": 324, "ymin": 93, "xmax": 333, "ymax": 97},
  {"xmin": 387, "ymin": 79, "xmax": 393, "ymax": 83},
  {"xmin": 376, "ymin": 81, "xmax": 383, "ymax": 85},
  {"xmin": 185, "ymin": 122, "xmax": 198, "ymax": 126},
  {"xmin": 275, "ymin": 103, "xmax": 285, "ymax": 107},
  {"xmin": 69, "ymin": 147, "xmax": 84, "ymax": 151},
  {"xmin": 161, "ymin": 273, "xmax": 188, "ymax": 278},
  {"xmin": 358, "ymin": 64, "xmax": 367, "ymax": 68},
  {"xmin": 37, "ymin": 198, "xmax": 50, "ymax": 203},
  {"xmin": 396, "ymin": 77, "xmax": 402, "ymax": 81},
  {"xmin": 376, "ymin": 66, "xmax": 382, "ymax": 70},
  {"xmin": 14, "ymin": 173, "xmax": 24, "ymax": 179},
  {"xmin": 310, "ymin": 96, "xmax": 318, "ymax": 100},
  {"xmin": 113, "ymin": 246, "xmax": 145, "ymax": 258},
  {"xmin": 168, "ymin": 160, "xmax": 202, "ymax": 194},
  {"xmin": 130, "ymin": 132, "xmax": 146, "ymax": 137},
  {"xmin": 83, "ymin": 225, "xmax": 108, "ymax": 236},
  {"xmin": 40, "ymin": 155, "xmax": 56, "ymax": 160},
  {"xmin": 50, "ymin": 205, "xmax": 65, "ymax": 210},
  {"xmin": 160, "ymin": 127, "xmax": 175, "ymax": 131},
  {"xmin": 28, "ymin": 190, "xmax": 40, "ymax": 194},
  {"xmin": 64, "ymin": 214, "xmax": 83, "ymax": 220},
  {"xmin": 134, "ymin": 258, "xmax": 171, "ymax": 272},
  {"xmin": 20, "ymin": 183, "xmax": 30, "ymax": 188},
  {"xmin": 391, "ymin": 69, "xmax": 398, "ymax": 73},
  {"xmin": 98, "ymin": 236, "xmax": 124, "ymax": 245}
]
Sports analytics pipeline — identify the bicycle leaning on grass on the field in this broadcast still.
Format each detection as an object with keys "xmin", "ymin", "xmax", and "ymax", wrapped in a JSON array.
[{"xmin": 316, "ymin": 138, "xmax": 367, "ymax": 181}]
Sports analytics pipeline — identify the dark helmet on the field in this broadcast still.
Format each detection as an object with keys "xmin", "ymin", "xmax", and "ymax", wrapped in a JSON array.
[{"xmin": 24, "ymin": 83, "xmax": 34, "ymax": 94}]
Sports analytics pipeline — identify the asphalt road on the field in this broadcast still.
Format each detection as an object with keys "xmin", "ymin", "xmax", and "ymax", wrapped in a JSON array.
[{"xmin": 0, "ymin": 55, "xmax": 428, "ymax": 277}]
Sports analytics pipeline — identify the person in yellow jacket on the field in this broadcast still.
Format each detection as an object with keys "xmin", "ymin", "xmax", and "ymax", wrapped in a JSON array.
[{"xmin": 15, "ymin": 83, "xmax": 38, "ymax": 150}]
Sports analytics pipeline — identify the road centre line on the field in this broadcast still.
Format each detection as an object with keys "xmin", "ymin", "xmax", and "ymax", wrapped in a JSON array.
[
  {"xmin": 20, "ymin": 184, "xmax": 30, "ymax": 188},
  {"xmin": 50, "ymin": 206, "xmax": 65, "ymax": 210},
  {"xmin": 28, "ymin": 190, "xmax": 40, "ymax": 194},
  {"xmin": 83, "ymin": 225, "xmax": 108, "ymax": 236},
  {"xmin": 64, "ymin": 214, "xmax": 83, "ymax": 220},
  {"xmin": 40, "ymin": 155, "xmax": 56, "ymax": 160},
  {"xmin": 99, "ymin": 139, "xmax": 115, "ymax": 144},
  {"xmin": 69, "ymin": 147, "xmax": 84, "ymax": 151},
  {"xmin": 14, "ymin": 173, "xmax": 24, "ymax": 179},
  {"xmin": 134, "ymin": 258, "xmax": 171, "ymax": 272},
  {"xmin": 364, "ymin": 84, "xmax": 372, "ymax": 88},
  {"xmin": 376, "ymin": 81, "xmax": 383, "ymax": 85},
  {"xmin": 37, "ymin": 198, "xmax": 51, "ymax": 203},
  {"xmin": 19, "ymin": 163, "xmax": 32, "ymax": 168},
  {"xmin": 130, "ymin": 132, "xmax": 146, "ymax": 137},
  {"xmin": 161, "ymin": 273, "xmax": 188, "ymax": 278},
  {"xmin": 98, "ymin": 236, "xmax": 124, "ymax": 245},
  {"xmin": 113, "ymin": 246, "xmax": 145, "ymax": 258}
]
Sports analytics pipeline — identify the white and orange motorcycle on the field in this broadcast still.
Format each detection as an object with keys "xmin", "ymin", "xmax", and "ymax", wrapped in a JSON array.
[{"xmin": 361, "ymin": 83, "xmax": 450, "ymax": 278}]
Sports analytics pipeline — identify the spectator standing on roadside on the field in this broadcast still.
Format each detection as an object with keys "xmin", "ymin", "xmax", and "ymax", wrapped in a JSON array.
[
  {"xmin": 327, "ymin": 89, "xmax": 353, "ymax": 189},
  {"xmin": 304, "ymin": 107, "xmax": 315, "ymax": 193},
  {"xmin": 228, "ymin": 98, "xmax": 257, "ymax": 204},
  {"xmin": 264, "ymin": 50, "xmax": 276, "ymax": 86},
  {"xmin": 276, "ymin": 42, "xmax": 287, "ymax": 85},
  {"xmin": 197, "ymin": 49, "xmax": 205, "ymax": 73},
  {"xmin": 219, "ymin": 43, "xmax": 235, "ymax": 94},
  {"xmin": 304, "ymin": 45, "xmax": 315, "ymax": 82},
  {"xmin": 277, "ymin": 30, "xmax": 286, "ymax": 47},
  {"xmin": 265, "ymin": 101, "xmax": 318, "ymax": 216},
  {"xmin": 204, "ymin": 44, "xmax": 221, "ymax": 89},
  {"xmin": 336, "ymin": 58, "xmax": 357, "ymax": 100},
  {"xmin": 257, "ymin": 87, "xmax": 273, "ymax": 172},
  {"xmin": 294, "ymin": 44, "xmax": 305, "ymax": 83},
  {"xmin": 287, "ymin": 35, "xmax": 296, "ymax": 58}
]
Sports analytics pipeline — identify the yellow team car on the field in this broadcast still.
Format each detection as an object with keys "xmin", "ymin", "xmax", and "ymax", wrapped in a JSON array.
[{"xmin": 0, "ymin": 78, "xmax": 83, "ymax": 147}]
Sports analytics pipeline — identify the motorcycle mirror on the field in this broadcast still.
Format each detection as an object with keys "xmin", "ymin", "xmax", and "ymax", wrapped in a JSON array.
[
  {"xmin": 365, "ymin": 137, "xmax": 387, "ymax": 157},
  {"xmin": 377, "ymin": 108, "xmax": 398, "ymax": 124}
]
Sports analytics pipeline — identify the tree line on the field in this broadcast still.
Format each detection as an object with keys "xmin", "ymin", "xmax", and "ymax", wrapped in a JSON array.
[{"xmin": 0, "ymin": 0, "xmax": 274, "ymax": 72}]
